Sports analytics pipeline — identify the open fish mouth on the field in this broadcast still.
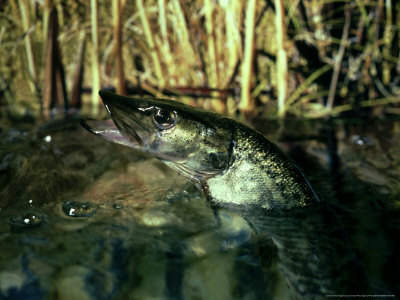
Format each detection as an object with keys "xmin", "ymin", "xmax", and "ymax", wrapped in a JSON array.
[
  {"xmin": 80, "ymin": 118, "xmax": 142, "ymax": 147},
  {"xmin": 80, "ymin": 90, "xmax": 154, "ymax": 148}
]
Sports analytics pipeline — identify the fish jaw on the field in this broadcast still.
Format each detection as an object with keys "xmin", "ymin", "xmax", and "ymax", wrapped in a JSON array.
[
  {"xmin": 80, "ymin": 118, "xmax": 140, "ymax": 148},
  {"xmin": 82, "ymin": 91, "xmax": 196, "ymax": 163},
  {"xmin": 81, "ymin": 95, "xmax": 157, "ymax": 154}
]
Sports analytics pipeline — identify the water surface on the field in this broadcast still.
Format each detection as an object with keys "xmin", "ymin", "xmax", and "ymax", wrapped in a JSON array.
[{"xmin": 0, "ymin": 116, "xmax": 398, "ymax": 299}]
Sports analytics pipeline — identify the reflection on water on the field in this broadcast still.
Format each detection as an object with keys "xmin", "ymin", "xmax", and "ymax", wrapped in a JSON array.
[{"xmin": 0, "ymin": 117, "xmax": 399, "ymax": 299}]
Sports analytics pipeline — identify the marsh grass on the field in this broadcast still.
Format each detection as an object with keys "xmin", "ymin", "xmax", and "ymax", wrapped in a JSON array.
[
  {"xmin": 0, "ymin": 0, "xmax": 399, "ymax": 118},
  {"xmin": 90, "ymin": 0, "xmax": 100, "ymax": 115}
]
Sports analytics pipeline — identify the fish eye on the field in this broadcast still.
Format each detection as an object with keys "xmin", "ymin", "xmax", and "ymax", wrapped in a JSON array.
[{"xmin": 152, "ymin": 108, "xmax": 177, "ymax": 130}]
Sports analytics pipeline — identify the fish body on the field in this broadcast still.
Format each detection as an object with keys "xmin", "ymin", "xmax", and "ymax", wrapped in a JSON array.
[
  {"xmin": 82, "ymin": 91, "xmax": 375, "ymax": 298},
  {"xmin": 83, "ymin": 90, "xmax": 319, "ymax": 210}
]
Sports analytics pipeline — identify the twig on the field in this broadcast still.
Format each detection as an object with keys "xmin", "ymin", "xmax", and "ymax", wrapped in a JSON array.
[
  {"xmin": 330, "ymin": 97, "xmax": 400, "ymax": 116},
  {"xmin": 326, "ymin": 5, "xmax": 351, "ymax": 110},
  {"xmin": 285, "ymin": 64, "xmax": 332, "ymax": 109}
]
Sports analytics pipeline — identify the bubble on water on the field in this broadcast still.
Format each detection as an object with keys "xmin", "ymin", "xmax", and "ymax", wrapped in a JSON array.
[
  {"xmin": 44, "ymin": 135, "xmax": 52, "ymax": 142},
  {"xmin": 11, "ymin": 213, "xmax": 42, "ymax": 229},
  {"xmin": 62, "ymin": 201, "xmax": 96, "ymax": 218},
  {"xmin": 23, "ymin": 214, "xmax": 40, "ymax": 225}
]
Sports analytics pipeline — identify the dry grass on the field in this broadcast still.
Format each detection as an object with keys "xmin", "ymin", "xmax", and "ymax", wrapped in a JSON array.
[{"xmin": 0, "ymin": 0, "xmax": 399, "ymax": 119}]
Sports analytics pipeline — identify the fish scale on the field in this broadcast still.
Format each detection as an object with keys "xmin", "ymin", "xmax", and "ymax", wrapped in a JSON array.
[{"xmin": 205, "ymin": 118, "xmax": 318, "ymax": 209}]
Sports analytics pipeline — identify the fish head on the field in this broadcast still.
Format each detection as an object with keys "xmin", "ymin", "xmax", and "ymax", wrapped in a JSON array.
[{"xmin": 82, "ymin": 91, "xmax": 234, "ymax": 182}]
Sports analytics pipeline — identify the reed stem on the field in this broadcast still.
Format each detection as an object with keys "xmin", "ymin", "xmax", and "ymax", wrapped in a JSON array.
[
  {"xmin": 158, "ymin": 0, "xmax": 169, "ymax": 51},
  {"xmin": 43, "ymin": 7, "xmax": 68, "ymax": 114},
  {"xmin": 171, "ymin": 0, "xmax": 194, "ymax": 64},
  {"xmin": 157, "ymin": 0, "xmax": 175, "ymax": 86},
  {"xmin": 137, "ymin": 0, "xmax": 165, "ymax": 89},
  {"xmin": 113, "ymin": 0, "xmax": 127, "ymax": 95},
  {"xmin": 70, "ymin": 31, "xmax": 86, "ymax": 109},
  {"xmin": 223, "ymin": 1, "xmax": 242, "ymax": 87},
  {"xmin": 90, "ymin": 0, "xmax": 100, "ymax": 115},
  {"xmin": 382, "ymin": 0, "xmax": 393, "ymax": 85},
  {"xmin": 205, "ymin": 0, "xmax": 218, "ymax": 88},
  {"xmin": 42, "ymin": 0, "xmax": 52, "ymax": 59},
  {"xmin": 274, "ymin": 0, "xmax": 287, "ymax": 117},
  {"xmin": 240, "ymin": 0, "xmax": 256, "ymax": 112},
  {"xmin": 18, "ymin": 0, "xmax": 38, "ymax": 97}
]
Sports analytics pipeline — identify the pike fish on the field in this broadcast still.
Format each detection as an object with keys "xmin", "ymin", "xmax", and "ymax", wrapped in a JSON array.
[
  {"xmin": 83, "ymin": 91, "xmax": 320, "ymax": 210},
  {"xmin": 81, "ymin": 91, "xmax": 373, "ymax": 298}
]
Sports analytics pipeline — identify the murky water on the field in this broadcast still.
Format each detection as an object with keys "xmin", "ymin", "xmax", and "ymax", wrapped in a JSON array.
[{"xmin": 0, "ymin": 116, "xmax": 399, "ymax": 299}]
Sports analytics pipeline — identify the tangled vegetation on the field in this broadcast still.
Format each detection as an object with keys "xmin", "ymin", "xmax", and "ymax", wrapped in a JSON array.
[{"xmin": 0, "ymin": 0, "xmax": 399, "ymax": 119}]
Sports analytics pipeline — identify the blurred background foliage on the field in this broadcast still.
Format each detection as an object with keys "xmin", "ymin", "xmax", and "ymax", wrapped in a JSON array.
[{"xmin": 0, "ymin": 0, "xmax": 399, "ymax": 119}]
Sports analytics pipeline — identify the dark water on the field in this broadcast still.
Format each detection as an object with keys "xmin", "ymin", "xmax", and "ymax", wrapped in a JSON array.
[{"xmin": 0, "ymin": 116, "xmax": 399, "ymax": 299}]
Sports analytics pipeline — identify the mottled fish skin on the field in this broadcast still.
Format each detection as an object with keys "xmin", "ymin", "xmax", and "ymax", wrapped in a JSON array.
[
  {"xmin": 204, "ymin": 118, "xmax": 319, "ymax": 210},
  {"xmin": 82, "ymin": 90, "xmax": 319, "ymax": 210}
]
